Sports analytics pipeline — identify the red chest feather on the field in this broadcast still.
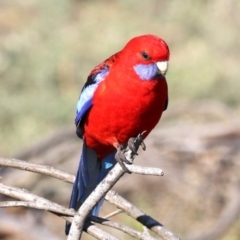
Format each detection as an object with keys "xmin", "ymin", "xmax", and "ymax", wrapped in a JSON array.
[{"xmin": 83, "ymin": 73, "xmax": 168, "ymax": 159}]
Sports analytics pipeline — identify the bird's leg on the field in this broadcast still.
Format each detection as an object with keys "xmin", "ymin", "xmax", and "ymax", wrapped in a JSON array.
[
  {"xmin": 115, "ymin": 145, "xmax": 132, "ymax": 174},
  {"xmin": 114, "ymin": 131, "xmax": 146, "ymax": 174},
  {"xmin": 127, "ymin": 131, "xmax": 146, "ymax": 156}
]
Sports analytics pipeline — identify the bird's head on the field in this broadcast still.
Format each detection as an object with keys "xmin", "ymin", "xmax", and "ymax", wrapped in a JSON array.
[{"xmin": 121, "ymin": 34, "xmax": 170, "ymax": 80}]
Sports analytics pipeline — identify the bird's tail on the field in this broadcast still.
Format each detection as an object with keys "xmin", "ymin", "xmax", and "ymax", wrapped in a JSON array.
[{"xmin": 65, "ymin": 138, "xmax": 116, "ymax": 235}]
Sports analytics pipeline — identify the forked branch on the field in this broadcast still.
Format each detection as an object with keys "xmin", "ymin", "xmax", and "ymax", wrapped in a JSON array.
[{"xmin": 0, "ymin": 157, "xmax": 180, "ymax": 240}]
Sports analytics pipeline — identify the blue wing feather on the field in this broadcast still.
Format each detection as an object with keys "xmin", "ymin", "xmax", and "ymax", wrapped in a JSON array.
[
  {"xmin": 75, "ymin": 69, "xmax": 109, "ymax": 128},
  {"xmin": 75, "ymin": 51, "xmax": 120, "ymax": 130}
]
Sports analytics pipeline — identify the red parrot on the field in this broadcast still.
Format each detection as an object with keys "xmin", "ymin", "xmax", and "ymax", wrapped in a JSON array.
[{"xmin": 66, "ymin": 34, "xmax": 170, "ymax": 234}]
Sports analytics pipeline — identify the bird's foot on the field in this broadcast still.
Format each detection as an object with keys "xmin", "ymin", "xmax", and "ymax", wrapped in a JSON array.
[
  {"xmin": 127, "ymin": 131, "xmax": 146, "ymax": 155},
  {"xmin": 115, "ymin": 131, "xmax": 146, "ymax": 174},
  {"xmin": 115, "ymin": 145, "xmax": 132, "ymax": 174}
]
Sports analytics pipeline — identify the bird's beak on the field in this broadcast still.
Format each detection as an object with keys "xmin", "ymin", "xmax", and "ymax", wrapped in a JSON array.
[{"xmin": 156, "ymin": 61, "xmax": 168, "ymax": 76}]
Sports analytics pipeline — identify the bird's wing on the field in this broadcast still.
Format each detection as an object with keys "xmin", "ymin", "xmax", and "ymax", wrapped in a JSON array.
[{"xmin": 75, "ymin": 51, "xmax": 120, "ymax": 137}]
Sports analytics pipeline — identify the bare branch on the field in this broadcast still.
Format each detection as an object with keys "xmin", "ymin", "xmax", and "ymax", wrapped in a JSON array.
[
  {"xmin": 0, "ymin": 158, "xmax": 74, "ymax": 183},
  {"xmin": 0, "ymin": 200, "xmax": 74, "ymax": 216},
  {"xmin": 84, "ymin": 221, "xmax": 120, "ymax": 240},
  {"xmin": 0, "ymin": 200, "xmax": 159, "ymax": 240},
  {"xmin": 0, "ymin": 157, "xmax": 163, "ymax": 183},
  {"xmin": 90, "ymin": 216, "xmax": 159, "ymax": 240},
  {"xmin": 127, "ymin": 164, "xmax": 164, "ymax": 176},
  {"xmin": 0, "ymin": 157, "xmax": 178, "ymax": 240},
  {"xmin": 143, "ymin": 227, "xmax": 154, "ymax": 238},
  {"xmin": 103, "ymin": 209, "xmax": 123, "ymax": 219},
  {"xmin": 68, "ymin": 162, "xmax": 126, "ymax": 240},
  {"xmin": 106, "ymin": 190, "xmax": 180, "ymax": 240},
  {"xmin": 0, "ymin": 183, "xmax": 73, "ymax": 216},
  {"xmin": 0, "ymin": 199, "xmax": 159, "ymax": 240},
  {"xmin": 68, "ymin": 143, "xmax": 165, "ymax": 240},
  {"xmin": 0, "ymin": 187, "xmax": 119, "ymax": 240}
]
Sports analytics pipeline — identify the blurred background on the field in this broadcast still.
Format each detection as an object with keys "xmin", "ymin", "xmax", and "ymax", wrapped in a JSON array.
[{"xmin": 1, "ymin": 0, "xmax": 240, "ymax": 239}]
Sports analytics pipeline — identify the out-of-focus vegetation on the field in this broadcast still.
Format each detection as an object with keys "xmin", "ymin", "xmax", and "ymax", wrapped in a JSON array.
[
  {"xmin": 1, "ymin": 0, "xmax": 239, "ymax": 155},
  {"xmin": 1, "ymin": 1, "xmax": 240, "ymax": 240}
]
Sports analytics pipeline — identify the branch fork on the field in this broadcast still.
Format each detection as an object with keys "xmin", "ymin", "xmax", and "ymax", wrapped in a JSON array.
[{"xmin": 0, "ymin": 147, "xmax": 180, "ymax": 240}]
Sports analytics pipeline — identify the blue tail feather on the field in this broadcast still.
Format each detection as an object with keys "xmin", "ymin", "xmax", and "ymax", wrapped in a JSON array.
[
  {"xmin": 91, "ymin": 151, "xmax": 116, "ymax": 216},
  {"xmin": 65, "ymin": 139, "xmax": 116, "ymax": 235}
]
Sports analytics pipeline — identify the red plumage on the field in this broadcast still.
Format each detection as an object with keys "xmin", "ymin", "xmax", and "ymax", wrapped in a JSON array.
[{"xmin": 82, "ymin": 35, "xmax": 169, "ymax": 159}]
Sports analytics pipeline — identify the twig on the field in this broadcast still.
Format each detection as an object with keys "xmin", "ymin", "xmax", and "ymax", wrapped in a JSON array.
[
  {"xmin": 127, "ymin": 164, "xmax": 164, "ymax": 176},
  {"xmin": 0, "ymin": 183, "xmax": 73, "ymax": 216},
  {"xmin": 90, "ymin": 216, "xmax": 159, "ymax": 240},
  {"xmin": 143, "ymin": 226, "xmax": 153, "ymax": 238},
  {"xmin": 67, "ymin": 162, "xmax": 126, "ymax": 240},
  {"xmin": 0, "ymin": 199, "xmax": 157, "ymax": 240},
  {"xmin": 0, "ymin": 186, "xmax": 118, "ymax": 240},
  {"xmin": 0, "ymin": 200, "xmax": 74, "ymax": 216},
  {"xmin": 0, "ymin": 199, "xmax": 158, "ymax": 240},
  {"xmin": 0, "ymin": 158, "xmax": 164, "ymax": 181},
  {"xmin": 0, "ymin": 157, "xmax": 177, "ymax": 240},
  {"xmin": 0, "ymin": 158, "xmax": 74, "ymax": 183},
  {"xmin": 84, "ymin": 221, "xmax": 120, "ymax": 240},
  {"xmin": 68, "ymin": 138, "xmax": 164, "ymax": 240},
  {"xmin": 106, "ymin": 190, "xmax": 181, "ymax": 240},
  {"xmin": 103, "ymin": 209, "xmax": 123, "ymax": 219}
]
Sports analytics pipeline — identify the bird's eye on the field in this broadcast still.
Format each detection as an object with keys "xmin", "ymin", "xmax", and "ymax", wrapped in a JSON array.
[{"xmin": 141, "ymin": 51, "xmax": 150, "ymax": 60}]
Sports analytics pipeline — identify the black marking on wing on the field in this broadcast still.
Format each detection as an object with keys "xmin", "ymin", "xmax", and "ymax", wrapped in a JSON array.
[
  {"xmin": 81, "ymin": 72, "xmax": 99, "ymax": 92},
  {"xmin": 81, "ymin": 51, "xmax": 120, "ymax": 91}
]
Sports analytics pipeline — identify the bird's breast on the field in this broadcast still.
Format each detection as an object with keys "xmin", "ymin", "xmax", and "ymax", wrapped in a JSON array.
[{"xmin": 84, "ymin": 76, "xmax": 167, "ymax": 158}]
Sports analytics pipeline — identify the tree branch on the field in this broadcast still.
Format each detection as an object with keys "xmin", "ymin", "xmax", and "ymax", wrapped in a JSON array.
[
  {"xmin": 84, "ymin": 221, "xmax": 120, "ymax": 240},
  {"xmin": 0, "ymin": 157, "xmax": 178, "ymax": 240},
  {"xmin": 127, "ymin": 164, "xmax": 164, "ymax": 176},
  {"xmin": 67, "ymin": 162, "xmax": 126, "ymax": 240},
  {"xmin": 0, "ymin": 197, "xmax": 161, "ymax": 240},
  {"xmin": 0, "ymin": 158, "xmax": 74, "ymax": 183},
  {"xmin": 106, "ymin": 190, "xmax": 180, "ymax": 240},
  {"xmin": 0, "ymin": 157, "xmax": 164, "ymax": 180},
  {"xmin": 103, "ymin": 209, "xmax": 123, "ymax": 219},
  {"xmin": 67, "ymin": 143, "xmax": 165, "ymax": 240},
  {"xmin": 90, "ymin": 215, "xmax": 159, "ymax": 240},
  {"xmin": 0, "ymin": 187, "xmax": 118, "ymax": 240},
  {"xmin": 0, "ymin": 183, "xmax": 73, "ymax": 216}
]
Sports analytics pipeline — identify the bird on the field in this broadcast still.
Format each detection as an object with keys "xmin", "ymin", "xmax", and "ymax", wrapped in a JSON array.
[{"xmin": 65, "ymin": 34, "xmax": 170, "ymax": 235}]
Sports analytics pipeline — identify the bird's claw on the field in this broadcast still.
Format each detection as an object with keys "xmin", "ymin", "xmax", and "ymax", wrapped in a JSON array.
[
  {"xmin": 128, "ymin": 131, "xmax": 146, "ymax": 154},
  {"xmin": 115, "ymin": 146, "xmax": 132, "ymax": 174},
  {"xmin": 115, "ymin": 131, "xmax": 146, "ymax": 174}
]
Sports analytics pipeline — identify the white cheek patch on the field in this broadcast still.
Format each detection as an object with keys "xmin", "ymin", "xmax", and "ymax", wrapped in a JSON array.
[{"xmin": 156, "ymin": 61, "xmax": 168, "ymax": 75}]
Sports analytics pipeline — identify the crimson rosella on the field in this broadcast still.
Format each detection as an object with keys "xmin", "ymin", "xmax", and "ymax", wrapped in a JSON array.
[{"xmin": 65, "ymin": 34, "xmax": 170, "ymax": 234}]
